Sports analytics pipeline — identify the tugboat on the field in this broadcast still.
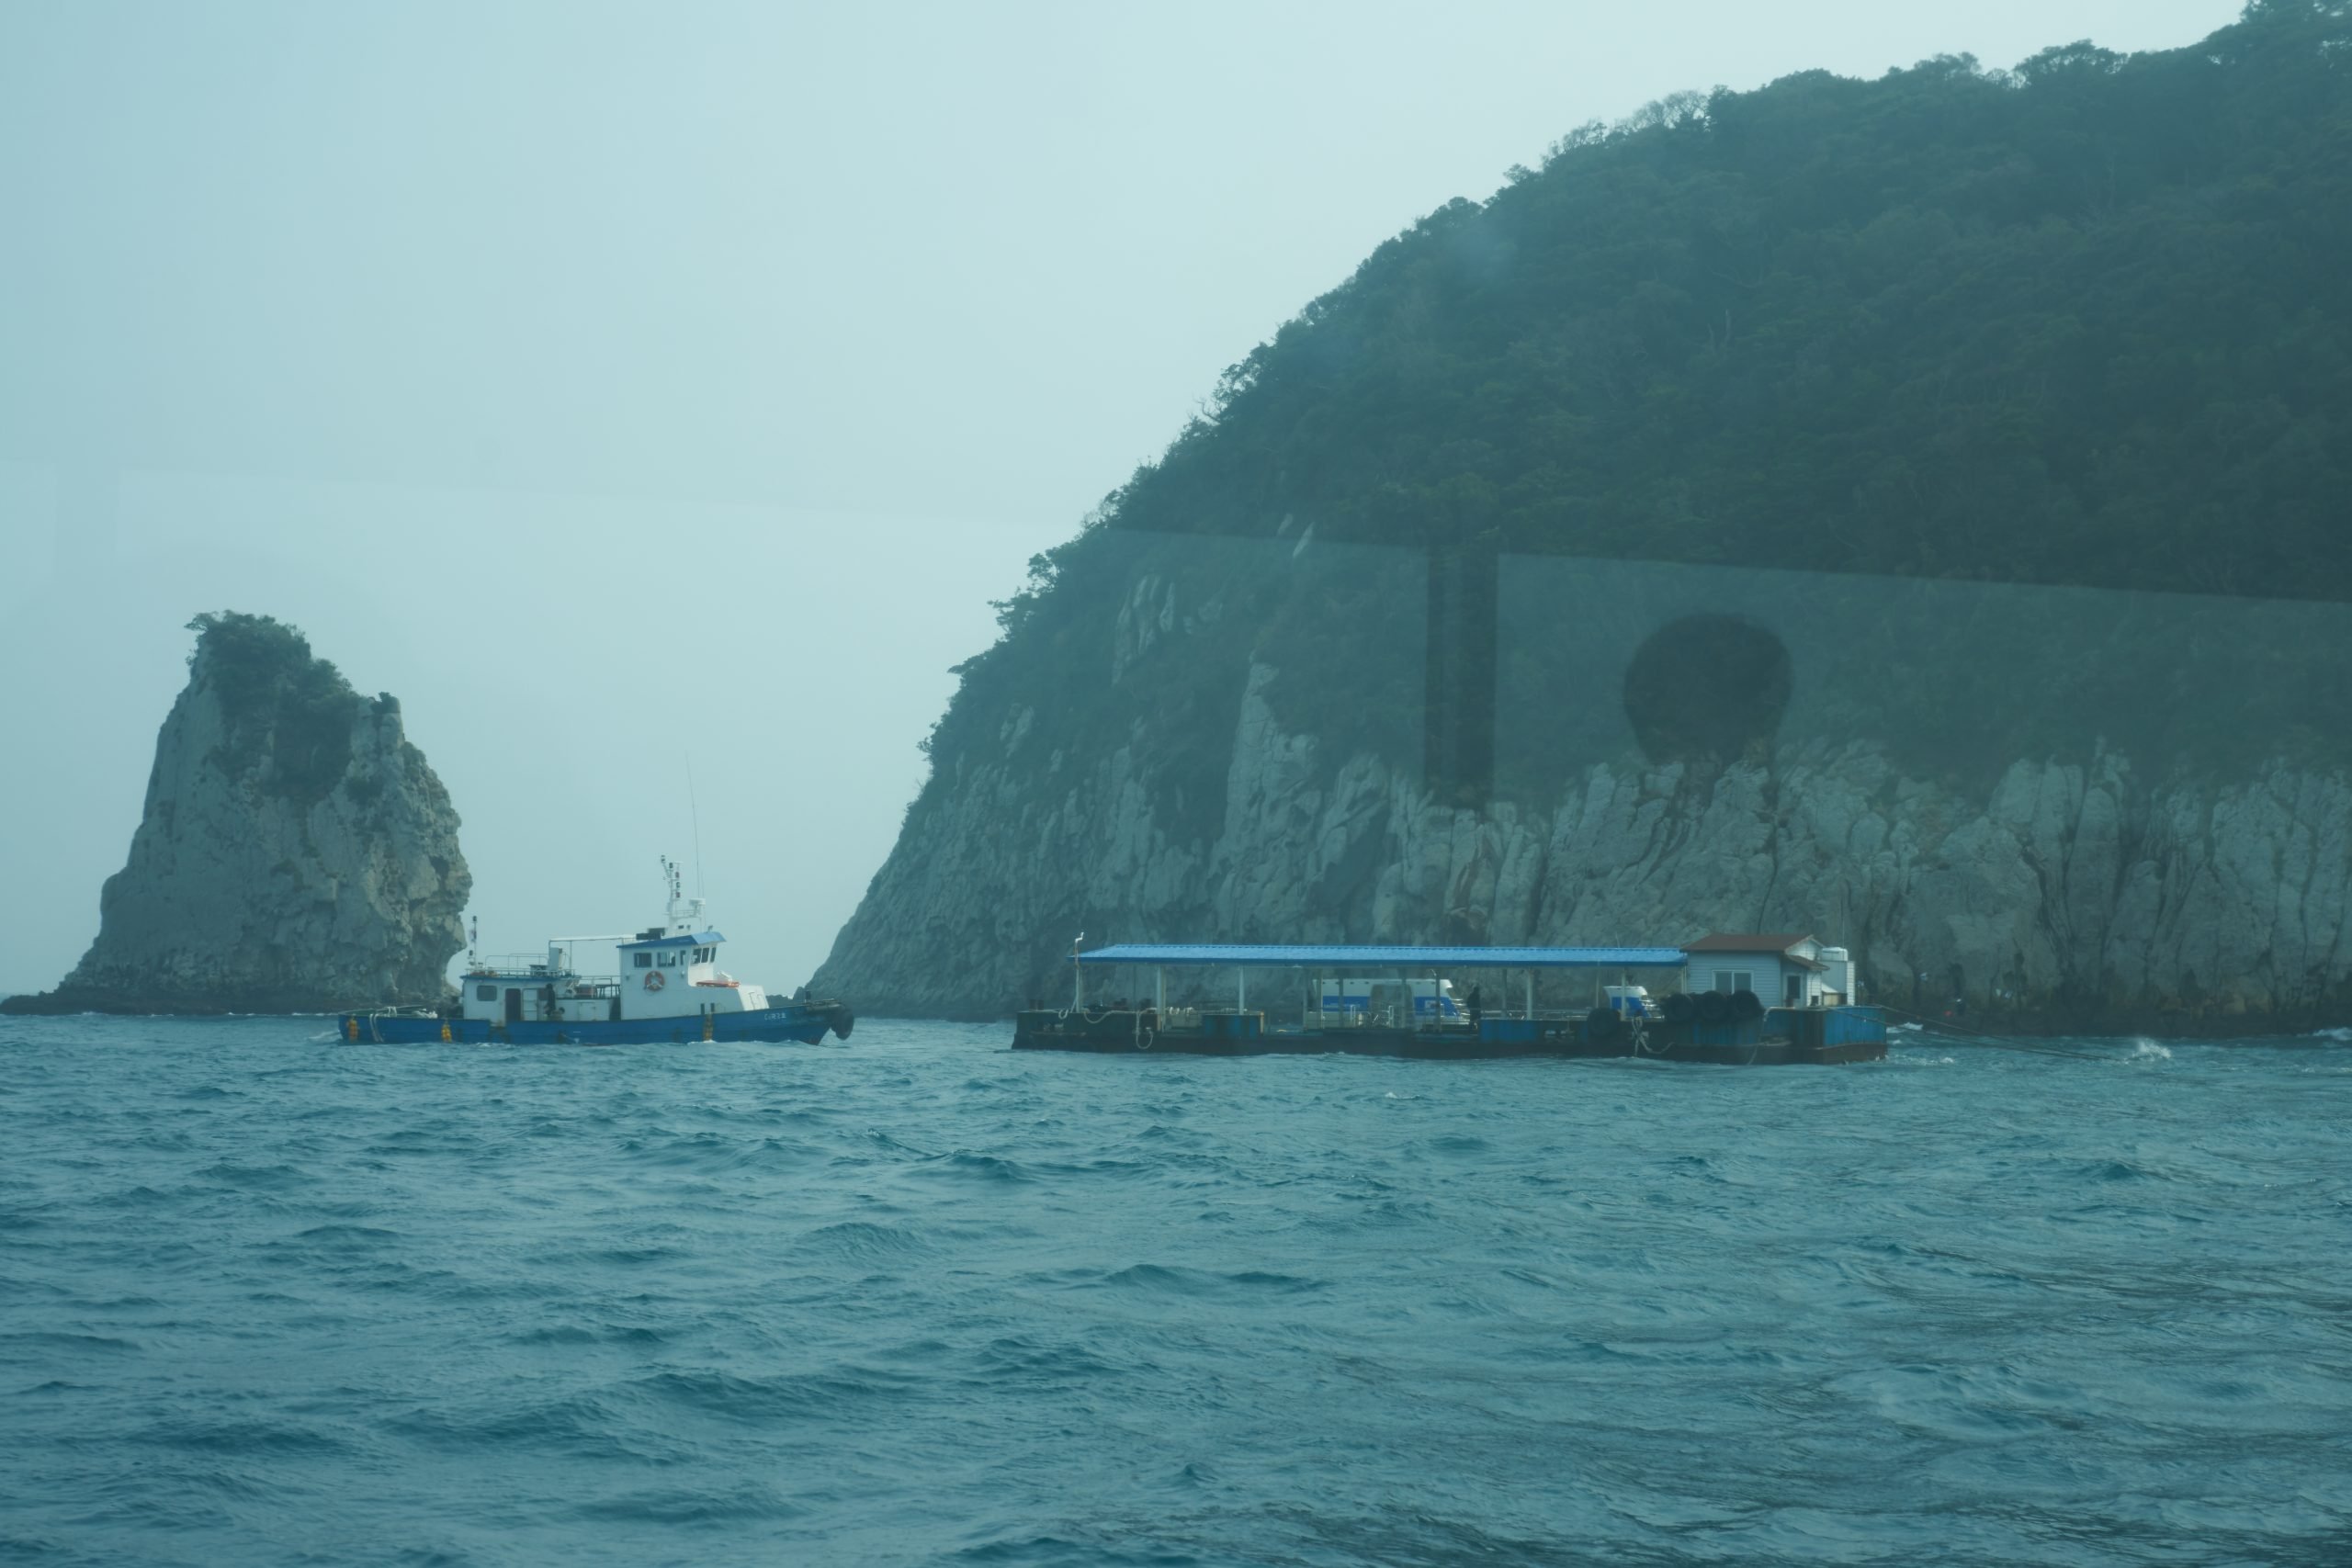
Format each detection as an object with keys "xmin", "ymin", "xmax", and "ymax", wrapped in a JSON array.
[
  {"xmin": 1011, "ymin": 934, "xmax": 1883, "ymax": 1064},
  {"xmin": 341, "ymin": 859, "xmax": 854, "ymax": 1045}
]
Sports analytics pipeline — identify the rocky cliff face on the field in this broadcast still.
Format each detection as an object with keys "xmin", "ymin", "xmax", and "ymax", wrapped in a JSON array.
[
  {"xmin": 816, "ymin": 553, "xmax": 2352, "ymax": 1035},
  {"xmin": 3, "ymin": 614, "xmax": 469, "ymax": 1015},
  {"xmin": 812, "ymin": 14, "xmax": 2352, "ymax": 1029}
]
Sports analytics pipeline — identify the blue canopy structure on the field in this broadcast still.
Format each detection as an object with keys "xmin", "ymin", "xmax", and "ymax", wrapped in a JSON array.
[{"xmin": 1073, "ymin": 943, "xmax": 1687, "ymax": 969}]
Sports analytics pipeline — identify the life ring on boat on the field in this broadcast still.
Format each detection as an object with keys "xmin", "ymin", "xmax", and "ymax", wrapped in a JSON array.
[{"xmin": 643, "ymin": 970, "xmax": 667, "ymax": 992}]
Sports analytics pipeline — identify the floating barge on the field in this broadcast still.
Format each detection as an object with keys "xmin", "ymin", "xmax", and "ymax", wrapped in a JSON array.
[{"xmin": 1012, "ymin": 935, "xmax": 1884, "ymax": 1065}]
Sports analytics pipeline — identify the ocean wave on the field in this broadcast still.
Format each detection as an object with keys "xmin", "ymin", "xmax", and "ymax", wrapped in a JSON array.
[
  {"xmin": 969, "ymin": 1336, "xmax": 1125, "ymax": 1385},
  {"xmin": 1, "ymin": 1331, "xmax": 142, "ymax": 1356},
  {"xmin": 571, "ymin": 1483, "xmax": 808, "ymax": 1526},
  {"xmin": 1092, "ymin": 1263, "xmax": 1328, "ymax": 1299},
  {"xmin": 636, "ymin": 1367, "xmax": 918, "ymax": 1423},
  {"xmin": 914, "ymin": 1151, "xmax": 1035, "ymax": 1182},
  {"xmin": 130, "ymin": 1416, "xmax": 356, "ymax": 1458},
  {"xmin": 799, "ymin": 1220, "xmax": 931, "ymax": 1262}
]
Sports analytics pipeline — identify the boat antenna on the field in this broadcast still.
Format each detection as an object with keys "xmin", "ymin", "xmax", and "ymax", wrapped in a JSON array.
[{"xmin": 686, "ymin": 753, "xmax": 706, "ymax": 900}]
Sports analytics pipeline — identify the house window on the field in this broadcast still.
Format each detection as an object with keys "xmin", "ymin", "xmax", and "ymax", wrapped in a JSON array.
[
  {"xmin": 633, "ymin": 953, "xmax": 651, "ymax": 968},
  {"xmin": 476, "ymin": 984, "xmax": 495, "ymax": 1001},
  {"xmin": 1714, "ymin": 969, "xmax": 1755, "ymax": 994}
]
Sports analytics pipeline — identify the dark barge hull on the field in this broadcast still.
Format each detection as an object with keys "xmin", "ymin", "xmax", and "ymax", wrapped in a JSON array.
[{"xmin": 1012, "ymin": 1009, "xmax": 1885, "ymax": 1065}]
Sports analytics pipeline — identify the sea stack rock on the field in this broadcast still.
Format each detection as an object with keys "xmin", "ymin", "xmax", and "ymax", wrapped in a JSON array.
[{"xmin": 2, "ymin": 613, "xmax": 469, "ymax": 1015}]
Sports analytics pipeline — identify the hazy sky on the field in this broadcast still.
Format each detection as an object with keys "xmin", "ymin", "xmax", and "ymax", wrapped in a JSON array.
[{"xmin": 0, "ymin": 0, "xmax": 2244, "ymax": 995}]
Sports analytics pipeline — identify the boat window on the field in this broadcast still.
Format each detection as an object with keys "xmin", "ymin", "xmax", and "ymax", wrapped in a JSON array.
[
  {"xmin": 476, "ymin": 984, "xmax": 495, "ymax": 1001},
  {"xmin": 633, "ymin": 953, "xmax": 651, "ymax": 968}
]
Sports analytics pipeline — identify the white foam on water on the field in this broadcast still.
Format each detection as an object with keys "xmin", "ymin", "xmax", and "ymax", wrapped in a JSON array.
[
  {"xmin": 2310, "ymin": 1026, "xmax": 2352, "ymax": 1043},
  {"xmin": 2127, "ymin": 1039, "xmax": 2173, "ymax": 1062}
]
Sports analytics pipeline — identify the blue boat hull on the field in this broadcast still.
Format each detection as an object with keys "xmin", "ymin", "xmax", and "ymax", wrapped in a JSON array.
[{"xmin": 338, "ymin": 1004, "xmax": 840, "ymax": 1046}]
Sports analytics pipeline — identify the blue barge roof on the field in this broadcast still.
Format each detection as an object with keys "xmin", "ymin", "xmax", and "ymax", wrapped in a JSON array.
[{"xmin": 1074, "ymin": 943, "xmax": 1688, "ymax": 969}]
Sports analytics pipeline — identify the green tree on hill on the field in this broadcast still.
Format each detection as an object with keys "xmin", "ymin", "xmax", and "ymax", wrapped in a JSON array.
[{"xmin": 925, "ymin": 3, "xmax": 2352, "ymax": 813}]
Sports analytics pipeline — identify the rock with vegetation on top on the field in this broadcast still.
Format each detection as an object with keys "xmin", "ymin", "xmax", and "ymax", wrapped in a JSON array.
[
  {"xmin": 814, "ymin": 8, "xmax": 2352, "ymax": 1032},
  {"xmin": 2, "ymin": 613, "xmax": 469, "ymax": 1016}
]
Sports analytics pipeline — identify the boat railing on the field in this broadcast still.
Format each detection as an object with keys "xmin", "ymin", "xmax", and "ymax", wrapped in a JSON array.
[
  {"xmin": 1300, "ymin": 1005, "xmax": 1603, "ymax": 1029},
  {"xmin": 467, "ymin": 953, "xmax": 571, "ymax": 977},
  {"xmin": 461, "ymin": 961, "xmax": 623, "ymax": 993}
]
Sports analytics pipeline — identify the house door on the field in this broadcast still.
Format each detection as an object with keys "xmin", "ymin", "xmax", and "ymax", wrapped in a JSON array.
[
  {"xmin": 504, "ymin": 988, "xmax": 524, "ymax": 1023},
  {"xmin": 1784, "ymin": 973, "xmax": 1804, "ymax": 1005}
]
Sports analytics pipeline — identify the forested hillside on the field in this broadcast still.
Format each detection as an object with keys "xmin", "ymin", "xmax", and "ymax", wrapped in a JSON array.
[{"xmin": 820, "ymin": 3, "xmax": 2352, "ymax": 1025}]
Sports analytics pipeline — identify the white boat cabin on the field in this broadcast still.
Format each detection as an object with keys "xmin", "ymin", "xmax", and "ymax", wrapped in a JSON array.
[
  {"xmin": 458, "ymin": 861, "xmax": 773, "ymax": 1027},
  {"xmin": 616, "ymin": 924, "xmax": 770, "ymax": 1020}
]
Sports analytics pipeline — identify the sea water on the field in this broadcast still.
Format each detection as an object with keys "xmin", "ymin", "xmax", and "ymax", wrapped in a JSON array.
[{"xmin": 2, "ymin": 1015, "xmax": 2346, "ymax": 1567}]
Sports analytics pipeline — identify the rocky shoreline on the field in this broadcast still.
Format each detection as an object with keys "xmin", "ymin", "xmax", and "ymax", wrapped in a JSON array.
[
  {"xmin": 0, "ymin": 988, "xmax": 378, "ymax": 1018},
  {"xmin": 815, "ymin": 657, "xmax": 2352, "ymax": 1036}
]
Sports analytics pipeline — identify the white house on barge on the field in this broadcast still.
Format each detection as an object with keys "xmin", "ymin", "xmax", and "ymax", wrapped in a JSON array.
[{"xmin": 1680, "ymin": 932, "xmax": 1858, "ymax": 1008}]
